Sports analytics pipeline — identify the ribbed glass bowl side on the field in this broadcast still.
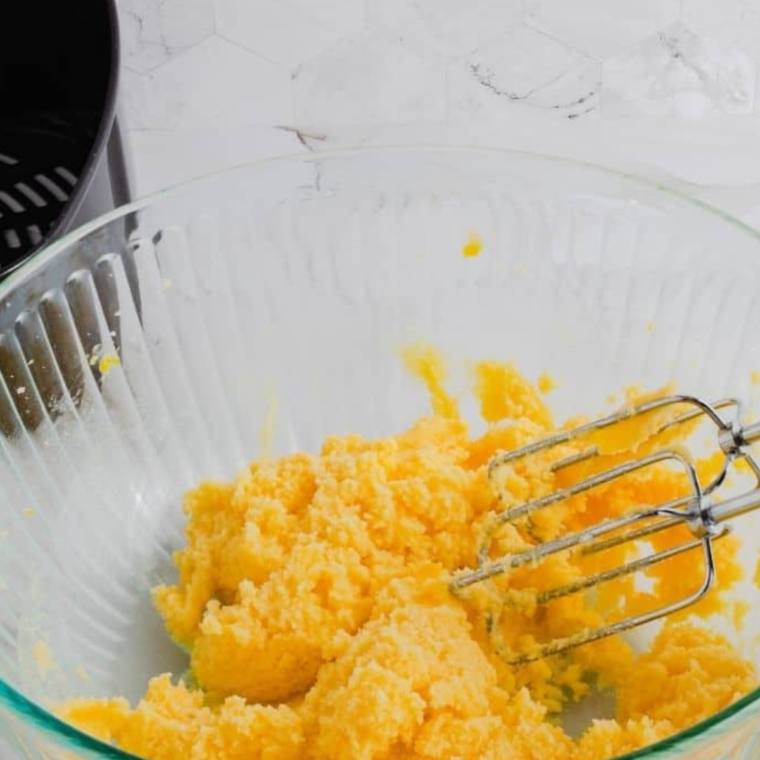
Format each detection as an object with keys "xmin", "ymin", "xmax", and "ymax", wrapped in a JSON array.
[{"xmin": 0, "ymin": 149, "xmax": 757, "ymax": 759}]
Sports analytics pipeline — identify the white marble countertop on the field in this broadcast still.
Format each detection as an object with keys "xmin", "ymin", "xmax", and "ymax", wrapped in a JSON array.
[{"xmin": 118, "ymin": 0, "xmax": 760, "ymax": 230}]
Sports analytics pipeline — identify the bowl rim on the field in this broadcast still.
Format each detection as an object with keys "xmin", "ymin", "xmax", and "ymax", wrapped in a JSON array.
[{"xmin": 2, "ymin": 144, "xmax": 760, "ymax": 760}]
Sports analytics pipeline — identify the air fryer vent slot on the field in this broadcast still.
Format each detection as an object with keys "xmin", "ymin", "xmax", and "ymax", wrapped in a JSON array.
[
  {"xmin": 0, "ymin": 114, "xmax": 91, "ymax": 269},
  {"xmin": 34, "ymin": 174, "xmax": 70, "ymax": 202},
  {"xmin": 15, "ymin": 182, "xmax": 46, "ymax": 208},
  {"xmin": 3, "ymin": 230, "xmax": 20, "ymax": 250}
]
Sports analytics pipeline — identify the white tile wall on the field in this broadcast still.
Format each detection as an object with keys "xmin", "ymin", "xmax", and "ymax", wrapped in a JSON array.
[
  {"xmin": 293, "ymin": 34, "xmax": 447, "ymax": 126},
  {"xmin": 129, "ymin": 37, "xmax": 294, "ymax": 129},
  {"xmin": 119, "ymin": 0, "xmax": 215, "ymax": 73},
  {"xmin": 115, "ymin": 0, "xmax": 760, "ymax": 227},
  {"xmin": 683, "ymin": 0, "xmax": 760, "ymax": 54},
  {"xmin": 448, "ymin": 26, "xmax": 600, "ymax": 122},
  {"xmin": 526, "ymin": 0, "xmax": 681, "ymax": 59},
  {"xmin": 601, "ymin": 22, "xmax": 756, "ymax": 118},
  {"xmin": 216, "ymin": 0, "xmax": 363, "ymax": 68},
  {"xmin": 368, "ymin": 0, "xmax": 524, "ymax": 57}
]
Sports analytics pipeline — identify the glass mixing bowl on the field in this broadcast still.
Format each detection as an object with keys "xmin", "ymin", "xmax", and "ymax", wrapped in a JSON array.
[{"xmin": 0, "ymin": 148, "xmax": 760, "ymax": 760}]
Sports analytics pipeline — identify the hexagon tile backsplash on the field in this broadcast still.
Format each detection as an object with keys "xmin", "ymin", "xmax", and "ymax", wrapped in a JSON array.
[{"xmin": 118, "ymin": 0, "xmax": 760, "ymax": 225}]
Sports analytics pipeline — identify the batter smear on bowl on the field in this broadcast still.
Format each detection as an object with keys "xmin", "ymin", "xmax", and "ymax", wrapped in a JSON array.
[{"xmin": 60, "ymin": 345, "xmax": 757, "ymax": 760}]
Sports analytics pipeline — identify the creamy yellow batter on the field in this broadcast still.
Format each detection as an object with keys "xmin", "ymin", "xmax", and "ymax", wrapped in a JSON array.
[{"xmin": 60, "ymin": 346, "xmax": 757, "ymax": 760}]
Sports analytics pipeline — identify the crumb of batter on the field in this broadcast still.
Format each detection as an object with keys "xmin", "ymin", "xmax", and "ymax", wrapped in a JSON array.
[
  {"xmin": 462, "ymin": 233, "xmax": 483, "ymax": 258},
  {"xmin": 538, "ymin": 373, "xmax": 557, "ymax": 394},
  {"xmin": 58, "ymin": 346, "xmax": 757, "ymax": 760},
  {"xmin": 98, "ymin": 353, "xmax": 120, "ymax": 376}
]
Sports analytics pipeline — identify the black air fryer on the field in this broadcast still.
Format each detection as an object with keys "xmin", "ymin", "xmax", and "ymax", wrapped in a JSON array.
[{"xmin": 0, "ymin": 0, "xmax": 132, "ymax": 277}]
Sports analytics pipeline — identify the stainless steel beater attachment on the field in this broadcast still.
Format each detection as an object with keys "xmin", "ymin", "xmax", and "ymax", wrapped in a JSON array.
[{"xmin": 451, "ymin": 395, "xmax": 760, "ymax": 663}]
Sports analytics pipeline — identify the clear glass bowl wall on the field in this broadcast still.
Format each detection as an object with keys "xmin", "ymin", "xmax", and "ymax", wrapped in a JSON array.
[{"xmin": 0, "ymin": 149, "xmax": 758, "ymax": 760}]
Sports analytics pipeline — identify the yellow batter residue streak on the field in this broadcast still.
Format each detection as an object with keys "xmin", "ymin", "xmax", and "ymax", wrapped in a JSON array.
[
  {"xmin": 32, "ymin": 641, "xmax": 53, "ymax": 678},
  {"xmin": 462, "ymin": 233, "xmax": 483, "ymax": 258},
  {"xmin": 259, "ymin": 394, "xmax": 279, "ymax": 457},
  {"xmin": 752, "ymin": 371, "xmax": 760, "ymax": 386},
  {"xmin": 401, "ymin": 343, "xmax": 459, "ymax": 419},
  {"xmin": 59, "ymin": 346, "xmax": 757, "ymax": 760},
  {"xmin": 98, "ymin": 354, "xmax": 121, "ymax": 376}
]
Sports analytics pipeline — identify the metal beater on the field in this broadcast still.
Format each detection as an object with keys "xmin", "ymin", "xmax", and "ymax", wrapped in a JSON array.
[{"xmin": 451, "ymin": 395, "xmax": 760, "ymax": 663}]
